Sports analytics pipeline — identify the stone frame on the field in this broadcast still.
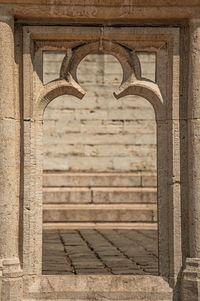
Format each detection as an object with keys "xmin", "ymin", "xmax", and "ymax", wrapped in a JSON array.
[
  {"xmin": 3, "ymin": 1, "xmax": 200, "ymax": 300},
  {"xmin": 20, "ymin": 25, "xmax": 181, "ymax": 297}
]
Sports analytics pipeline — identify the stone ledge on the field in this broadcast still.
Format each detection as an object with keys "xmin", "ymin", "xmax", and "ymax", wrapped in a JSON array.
[
  {"xmin": 1, "ymin": 0, "xmax": 199, "ymax": 6},
  {"xmin": 43, "ymin": 222, "xmax": 158, "ymax": 230},
  {"xmin": 92, "ymin": 187, "xmax": 157, "ymax": 204},
  {"xmin": 43, "ymin": 187, "xmax": 157, "ymax": 204},
  {"xmin": 43, "ymin": 203, "xmax": 157, "ymax": 223},
  {"xmin": 23, "ymin": 274, "xmax": 172, "ymax": 301},
  {"xmin": 43, "ymin": 171, "xmax": 157, "ymax": 187}
]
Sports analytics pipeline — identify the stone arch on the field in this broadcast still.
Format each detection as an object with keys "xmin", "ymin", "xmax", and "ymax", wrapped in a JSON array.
[
  {"xmin": 114, "ymin": 80, "xmax": 164, "ymax": 121},
  {"xmin": 36, "ymin": 40, "xmax": 164, "ymax": 121},
  {"xmin": 20, "ymin": 27, "xmax": 181, "ymax": 298},
  {"xmin": 60, "ymin": 40, "xmax": 141, "ymax": 84},
  {"xmin": 35, "ymin": 78, "xmax": 85, "ymax": 120},
  {"xmin": 40, "ymin": 48, "xmax": 161, "ymax": 277}
]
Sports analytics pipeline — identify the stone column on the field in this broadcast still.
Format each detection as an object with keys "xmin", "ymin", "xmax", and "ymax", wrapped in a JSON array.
[
  {"xmin": 182, "ymin": 18, "xmax": 200, "ymax": 301},
  {"xmin": 0, "ymin": 9, "xmax": 22, "ymax": 301}
]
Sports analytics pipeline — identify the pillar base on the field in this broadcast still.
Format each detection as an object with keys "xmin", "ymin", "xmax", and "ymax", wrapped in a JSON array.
[
  {"xmin": 0, "ymin": 258, "xmax": 23, "ymax": 301},
  {"xmin": 0, "ymin": 258, "xmax": 22, "ymax": 277},
  {"xmin": 0, "ymin": 277, "xmax": 23, "ymax": 301},
  {"xmin": 182, "ymin": 258, "xmax": 200, "ymax": 301}
]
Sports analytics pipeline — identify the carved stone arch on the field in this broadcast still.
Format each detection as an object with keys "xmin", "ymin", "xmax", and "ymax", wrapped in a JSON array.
[
  {"xmin": 35, "ymin": 78, "xmax": 85, "ymax": 120},
  {"xmin": 15, "ymin": 25, "xmax": 182, "ymax": 301},
  {"xmin": 35, "ymin": 40, "xmax": 141, "ymax": 118},
  {"xmin": 60, "ymin": 40, "xmax": 141, "ymax": 91},
  {"xmin": 59, "ymin": 40, "xmax": 164, "ymax": 120},
  {"xmin": 114, "ymin": 80, "xmax": 164, "ymax": 121},
  {"xmin": 35, "ymin": 40, "xmax": 164, "ymax": 121}
]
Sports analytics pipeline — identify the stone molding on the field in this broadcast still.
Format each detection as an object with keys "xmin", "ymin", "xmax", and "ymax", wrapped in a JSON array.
[
  {"xmin": 0, "ymin": 0, "xmax": 199, "ymax": 5},
  {"xmin": 0, "ymin": 2, "xmax": 197, "ymax": 299},
  {"xmin": 21, "ymin": 25, "xmax": 181, "ymax": 287},
  {"xmin": 0, "ymin": 1, "xmax": 200, "ymax": 23}
]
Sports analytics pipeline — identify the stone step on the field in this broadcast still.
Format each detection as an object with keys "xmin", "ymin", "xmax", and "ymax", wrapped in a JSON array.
[
  {"xmin": 43, "ymin": 222, "xmax": 158, "ymax": 230},
  {"xmin": 43, "ymin": 187, "xmax": 157, "ymax": 204},
  {"xmin": 43, "ymin": 171, "xmax": 157, "ymax": 187},
  {"xmin": 92, "ymin": 187, "xmax": 157, "ymax": 204},
  {"xmin": 24, "ymin": 275, "xmax": 173, "ymax": 301},
  {"xmin": 43, "ymin": 204, "xmax": 157, "ymax": 223}
]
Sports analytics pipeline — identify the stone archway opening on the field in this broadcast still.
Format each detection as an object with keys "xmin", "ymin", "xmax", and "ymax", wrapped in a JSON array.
[
  {"xmin": 42, "ymin": 50, "xmax": 158, "ymax": 276},
  {"xmin": 0, "ymin": 22, "xmax": 183, "ymax": 299}
]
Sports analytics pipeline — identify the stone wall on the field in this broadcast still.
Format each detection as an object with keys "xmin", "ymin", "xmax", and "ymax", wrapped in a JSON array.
[
  {"xmin": 43, "ymin": 52, "xmax": 156, "ymax": 172},
  {"xmin": 42, "ymin": 51, "xmax": 157, "ymax": 224}
]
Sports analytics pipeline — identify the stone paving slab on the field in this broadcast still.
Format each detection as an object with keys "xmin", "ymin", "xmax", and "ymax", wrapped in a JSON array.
[{"xmin": 43, "ymin": 229, "xmax": 158, "ymax": 275}]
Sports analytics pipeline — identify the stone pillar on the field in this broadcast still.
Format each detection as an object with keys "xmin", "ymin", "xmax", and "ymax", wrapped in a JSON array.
[
  {"xmin": 182, "ymin": 18, "xmax": 200, "ymax": 301},
  {"xmin": 0, "ymin": 9, "xmax": 22, "ymax": 301}
]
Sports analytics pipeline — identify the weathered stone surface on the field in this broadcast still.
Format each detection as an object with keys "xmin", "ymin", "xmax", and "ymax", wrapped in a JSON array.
[
  {"xmin": 43, "ymin": 52, "xmax": 156, "ymax": 172},
  {"xmin": 92, "ymin": 187, "xmax": 157, "ymax": 204},
  {"xmin": 142, "ymin": 174, "xmax": 157, "ymax": 187},
  {"xmin": 43, "ymin": 187, "xmax": 91, "ymax": 204},
  {"xmin": 24, "ymin": 274, "xmax": 173, "ymax": 301},
  {"xmin": 43, "ymin": 172, "xmax": 157, "ymax": 223},
  {"xmin": 182, "ymin": 19, "xmax": 200, "ymax": 301},
  {"xmin": 43, "ymin": 204, "xmax": 157, "ymax": 223},
  {"xmin": 0, "ymin": 4, "xmax": 194, "ymax": 299},
  {"xmin": 43, "ymin": 186, "xmax": 157, "ymax": 205},
  {"xmin": 43, "ymin": 172, "xmax": 143, "ymax": 187}
]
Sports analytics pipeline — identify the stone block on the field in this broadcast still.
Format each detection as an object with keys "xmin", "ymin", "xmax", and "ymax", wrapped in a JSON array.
[
  {"xmin": 68, "ymin": 156, "xmax": 113, "ymax": 171},
  {"xmin": 43, "ymin": 172, "xmax": 142, "ymax": 187},
  {"xmin": 92, "ymin": 188, "xmax": 157, "ymax": 204},
  {"xmin": 112, "ymin": 157, "xmax": 131, "ymax": 170},
  {"xmin": 142, "ymin": 174, "xmax": 157, "ymax": 187},
  {"xmin": 43, "ymin": 204, "xmax": 157, "ymax": 223},
  {"xmin": 23, "ymin": 274, "xmax": 173, "ymax": 300},
  {"xmin": 44, "ymin": 133, "xmax": 138, "ymax": 145},
  {"xmin": 43, "ymin": 187, "xmax": 91, "ymax": 204},
  {"xmin": 135, "ymin": 133, "xmax": 156, "ymax": 145}
]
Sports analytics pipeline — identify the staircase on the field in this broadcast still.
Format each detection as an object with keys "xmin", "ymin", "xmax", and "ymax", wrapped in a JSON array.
[{"xmin": 43, "ymin": 171, "xmax": 157, "ymax": 229}]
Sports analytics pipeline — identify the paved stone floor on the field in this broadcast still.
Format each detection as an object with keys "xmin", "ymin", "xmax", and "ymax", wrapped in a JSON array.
[{"xmin": 43, "ymin": 229, "xmax": 158, "ymax": 275}]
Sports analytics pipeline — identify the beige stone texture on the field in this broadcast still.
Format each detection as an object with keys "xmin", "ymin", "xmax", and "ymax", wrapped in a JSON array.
[
  {"xmin": 23, "ymin": 274, "xmax": 173, "ymax": 301},
  {"xmin": 142, "ymin": 174, "xmax": 157, "ymax": 187},
  {"xmin": 42, "ymin": 50, "xmax": 157, "ymax": 228},
  {"xmin": 43, "ymin": 186, "xmax": 157, "ymax": 205},
  {"xmin": 43, "ymin": 52, "xmax": 156, "ymax": 172},
  {"xmin": 92, "ymin": 187, "xmax": 157, "ymax": 204},
  {"xmin": 43, "ymin": 187, "xmax": 91, "ymax": 204},
  {"xmin": 182, "ymin": 19, "xmax": 200, "ymax": 301},
  {"xmin": 0, "ymin": 2, "xmax": 198, "ymax": 299},
  {"xmin": 0, "ymin": 9, "xmax": 22, "ymax": 301},
  {"xmin": 43, "ymin": 222, "xmax": 158, "ymax": 230},
  {"xmin": 0, "ymin": 9, "xmax": 21, "ymax": 263},
  {"xmin": 43, "ymin": 172, "xmax": 143, "ymax": 187},
  {"xmin": 43, "ymin": 203, "xmax": 157, "ymax": 223},
  {"xmin": 42, "ymin": 172, "xmax": 157, "ymax": 223},
  {"xmin": 25, "ymin": 25, "xmax": 180, "ymax": 300}
]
